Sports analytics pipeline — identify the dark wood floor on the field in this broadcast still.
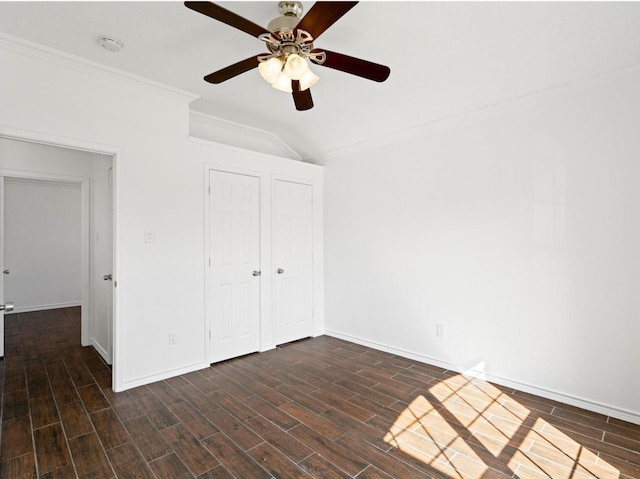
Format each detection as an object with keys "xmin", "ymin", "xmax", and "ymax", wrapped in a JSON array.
[{"xmin": 1, "ymin": 308, "xmax": 639, "ymax": 478}]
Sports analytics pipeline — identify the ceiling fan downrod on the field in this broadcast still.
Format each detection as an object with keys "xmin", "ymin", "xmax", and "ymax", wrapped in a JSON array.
[
  {"xmin": 267, "ymin": 1, "xmax": 303, "ymax": 33},
  {"xmin": 260, "ymin": 1, "xmax": 326, "ymax": 65}
]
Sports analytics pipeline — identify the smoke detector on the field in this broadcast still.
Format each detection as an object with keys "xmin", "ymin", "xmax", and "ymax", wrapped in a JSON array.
[{"xmin": 98, "ymin": 36, "xmax": 123, "ymax": 52}]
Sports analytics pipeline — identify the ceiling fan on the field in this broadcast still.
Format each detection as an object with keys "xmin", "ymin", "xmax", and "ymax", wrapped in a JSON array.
[{"xmin": 184, "ymin": 1, "xmax": 391, "ymax": 111}]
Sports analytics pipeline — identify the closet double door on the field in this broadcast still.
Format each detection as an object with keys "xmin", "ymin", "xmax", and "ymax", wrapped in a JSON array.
[{"xmin": 208, "ymin": 170, "xmax": 313, "ymax": 363}]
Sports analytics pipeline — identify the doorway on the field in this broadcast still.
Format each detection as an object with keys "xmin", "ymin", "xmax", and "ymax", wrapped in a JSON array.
[{"xmin": 0, "ymin": 137, "xmax": 114, "ymax": 365}]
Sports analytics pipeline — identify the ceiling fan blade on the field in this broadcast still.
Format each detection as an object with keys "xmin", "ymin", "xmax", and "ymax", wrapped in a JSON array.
[
  {"xmin": 312, "ymin": 49, "xmax": 390, "ymax": 82},
  {"xmin": 292, "ymin": 80, "xmax": 314, "ymax": 111},
  {"xmin": 295, "ymin": 1, "xmax": 358, "ymax": 40},
  {"xmin": 204, "ymin": 55, "xmax": 263, "ymax": 84},
  {"xmin": 185, "ymin": 1, "xmax": 269, "ymax": 38}
]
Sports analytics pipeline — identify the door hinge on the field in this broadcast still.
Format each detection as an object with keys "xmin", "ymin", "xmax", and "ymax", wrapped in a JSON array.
[{"xmin": 209, "ymin": 329, "xmax": 211, "ymax": 339}]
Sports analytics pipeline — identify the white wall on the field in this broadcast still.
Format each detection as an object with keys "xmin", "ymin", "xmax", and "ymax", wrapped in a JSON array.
[
  {"xmin": 0, "ymin": 38, "xmax": 203, "ymax": 390},
  {"xmin": 0, "ymin": 35, "xmax": 322, "ymax": 391},
  {"xmin": 4, "ymin": 177, "xmax": 81, "ymax": 311},
  {"xmin": 324, "ymin": 66, "xmax": 640, "ymax": 424}
]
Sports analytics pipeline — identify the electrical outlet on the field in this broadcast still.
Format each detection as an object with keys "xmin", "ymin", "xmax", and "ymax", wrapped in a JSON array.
[
  {"xmin": 169, "ymin": 332, "xmax": 177, "ymax": 345},
  {"xmin": 436, "ymin": 324, "xmax": 445, "ymax": 339}
]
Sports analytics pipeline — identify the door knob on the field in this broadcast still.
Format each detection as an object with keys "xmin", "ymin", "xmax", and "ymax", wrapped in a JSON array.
[
  {"xmin": 0, "ymin": 302, "xmax": 14, "ymax": 312},
  {"xmin": 3, "ymin": 269, "xmax": 9, "ymax": 275},
  {"xmin": 103, "ymin": 274, "xmax": 112, "ymax": 281},
  {"xmin": 252, "ymin": 270, "xmax": 261, "ymax": 277},
  {"xmin": 277, "ymin": 268, "xmax": 284, "ymax": 274}
]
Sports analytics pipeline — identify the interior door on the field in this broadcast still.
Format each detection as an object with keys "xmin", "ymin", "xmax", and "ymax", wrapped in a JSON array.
[
  {"xmin": 107, "ymin": 168, "xmax": 113, "ymax": 359},
  {"xmin": 0, "ymin": 176, "xmax": 4, "ymax": 357},
  {"xmin": 209, "ymin": 170, "xmax": 261, "ymax": 363},
  {"xmin": 101, "ymin": 166, "xmax": 113, "ymax": 363},
  {"xmin": 273, "ymin": 179, "xmax": 314, "ymax": 345},
  {"xmin": 0, "ymin": 176, "xmax": 14, "ymax": 357}
]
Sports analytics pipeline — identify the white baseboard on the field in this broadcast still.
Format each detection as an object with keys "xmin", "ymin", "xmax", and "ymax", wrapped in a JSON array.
[
  {"xmin": 260, "ymin": 344, "xmax": 276, "ymax": 353},
  {"xmin": 325, "ymin": 329, "xmax": 640, "ymax": 426},
  {"xmin": 90, "ymin": 338, "xmax": 111, "ymax": 365},
  {"xmin": 5, "ymin": 302, "xmax": 81, "ymax": 314},
  {"xmin": 114, "ymin": 361, "xmax": 210, "ymax": 393}
]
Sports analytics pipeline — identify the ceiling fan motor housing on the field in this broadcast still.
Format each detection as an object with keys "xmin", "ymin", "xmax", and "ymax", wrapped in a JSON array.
[
  {"xmin": 279, "ymin": 1, "xmax": 302, "ymax": 17},
  {"xmin": 268, "ymin": 1, "xmax": 303, "ymax": 33}
]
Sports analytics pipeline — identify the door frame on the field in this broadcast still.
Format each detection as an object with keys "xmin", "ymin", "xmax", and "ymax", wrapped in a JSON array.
[{"xmin": 0, "ymin": 126, "xmax": 118, "ymax": 377}]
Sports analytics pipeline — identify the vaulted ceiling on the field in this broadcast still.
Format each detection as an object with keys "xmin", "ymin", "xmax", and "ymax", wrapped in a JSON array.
[{"xmin": 2, "ymin": 1, "xmax": 640, "ymax": 162}]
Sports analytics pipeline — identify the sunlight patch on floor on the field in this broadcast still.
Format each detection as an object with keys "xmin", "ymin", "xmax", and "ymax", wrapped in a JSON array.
[
  {"xmin": 509, "ymin": 417, "xmax": 620, "ymax": 479},
  {"xmin": 384, "ymin": 373, "xmax": 620, "ymax": 479},
  {"xmin": 384, "ymin": 393, "xmax": 490, "ymax": 478}
]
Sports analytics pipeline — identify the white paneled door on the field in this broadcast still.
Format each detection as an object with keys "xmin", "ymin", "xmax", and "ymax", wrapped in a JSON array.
[
  {"xmin": 273, "ymin": 180, "xmax": 314, "ymax": 345},
  {"xmin": 102, "ymin": 167, "xmax": 113, "ymax": 363},
  {"xmin": 0, "ymin": 177, "xmax": 4, "ymax": 357},
  {"xmin": 209, "ymin": 170, "xmax": 261, "ymax": 363}
]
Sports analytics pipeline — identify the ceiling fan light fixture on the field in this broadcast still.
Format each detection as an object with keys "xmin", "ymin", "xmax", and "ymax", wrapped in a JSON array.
[
  {"xmin": 272, "ymin": 72, "xmax": 293, "ymax": 93},
  {"xmin": 262, "ymin": 55, "xmax": 317, "ymax": 92},
  {"xmin": 283, "ymin": 54, "xmax": 308, "ymax": 80},
  {"xmin": 258, "ymin": 57, "xmax": 283, "ymax": 84},
  {"xmin": 299, "ymin": 69, "xmax": 319, "ymax": 91}
]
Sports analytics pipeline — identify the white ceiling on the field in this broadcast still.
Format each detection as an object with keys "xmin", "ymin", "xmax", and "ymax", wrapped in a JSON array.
[{"xmin": 2, "ymin": 1, "xmax": 640, "ymax": 162}]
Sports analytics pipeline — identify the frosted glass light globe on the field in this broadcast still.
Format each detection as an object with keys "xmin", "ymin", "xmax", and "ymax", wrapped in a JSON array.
[
  {"xmin": 258, "ymin": 57, "xmax": 282, "ymax": 84},
  {"xmin": 299, "ymin": 69, "xmax": 319, "ymax": 91},
  {"xmin": 284, "ymin": 54, "xmax": 309, "ymax": 80},
  {"xmin": 272, "ymin": 72, "xmax": 293, "ymax": 93}
]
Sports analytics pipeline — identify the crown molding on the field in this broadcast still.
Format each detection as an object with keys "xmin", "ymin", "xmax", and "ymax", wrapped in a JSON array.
[
  {"xmin": 0, "ymin": 32, "xmax": 199, "ymax": 104},
  {"xmin": 323, "ymin": 62, "xmax": 640, "ymax": 162},
  {"xmin": 189, "ymin": 110, "xmax": 303, "ymax": 161}
]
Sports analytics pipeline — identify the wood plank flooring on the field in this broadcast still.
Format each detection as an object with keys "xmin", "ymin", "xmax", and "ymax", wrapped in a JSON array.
[{"xmin": 1, "ymin": 307, "xmax": 639, "ymax": 478}]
